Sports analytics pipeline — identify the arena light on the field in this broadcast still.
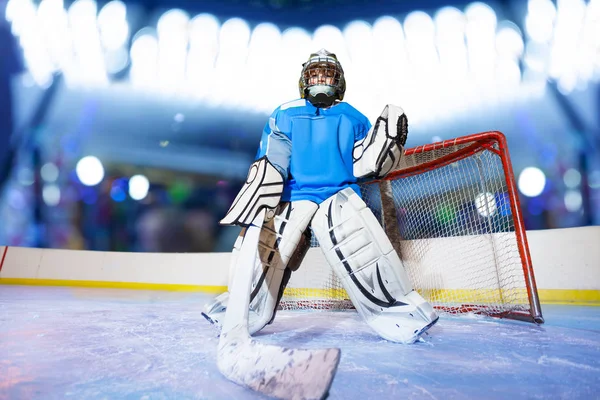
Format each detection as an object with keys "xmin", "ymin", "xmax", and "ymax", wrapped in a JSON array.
[
  {"xmin": 76, "ymin": 156, "xmax": 105, "ymax": 186},
  {"xmin": 548, "ymin": 0, "xmax": 586, "ymax": 83},
  {"xmin": 37, "ymin": 0, "xmax": 74, "ymax": 72},
  {"xmin": 5, "ymin": 0, "xmax": 37, "ymax": 36},
  {"xmin": 563, "ymin": 168, "xmax": 582, "ymax": 188},
  {"xmin": 105, "ymin": 47, "xmax": 129, "ymax": 74},
  {"xmin": 19, "ymin": 28, "xmax": 55, "ymax": 87},
  {"xmin": 278, "ymin": 28, "xmax": 312, "ymax": 103},
  {"xmin": 434, "ymin": 6, "xmax": 466, "ymax": 34},
  {"xmin": 525, "ymin": 0, "xmax": 556, "ymax": 43},
  {"xmin": 41, "ymin": 162, "xmax": 59, "ymax": 183},
  {"xmin": 157, "ymin": 9, "xmax": 190, "ymax": 91},
  {"xmin": 496, "ymin": 59, "xmax": 522, "ymax": 90},
  {"xmin": 465, "ymin": 2, "xmax": 497, "ymax": 84},
  {"xmin": 496, "ymin": 22, "xmax": 524, "ymax": 60},
  {"xmin": 372, "ymin": 17, "xmax": 407, "ymax": 73},
  {"xmin": 68, "ymin": 0, "xmax": 108, "ymax": 85},
  {"xmin": 564, "ymin": 190, "xmax": 582, "ymax": 212},
  {"xmin": 342, "ymin": 20, "xmax": 373, "ymax": 113},
  {"xmin": 475, "ymin": 192, "xmax": 498, "ymax": 217},
  {"xmin": 518, "ymin": 167, "xmax": 546, "ymax": 197},
  {"xmin": 130, "ymin": 30, "xmax": 159, "ymax": 86},
  {"xmin": 216, "ymin": 17, "xmax": 251, "ymax": 62},
  {"xmin": 403, "ymin": 11, "xmax": 440, "ymax": 122},
  {"xmin": 187, "ymin": 13, "xmax": 220, "ymax": 97},
  {"xmin": 129, "ymin": 175, "xmax": 150, "ymax": 201},
  {"xmin": 98, "ymin": 1, "xmax": 129, "ymax": 51},
  {"xmin": 465, "ymin": 2, "xmax": 497, "ymax": 28},
  {"xmin": 42, "ymin": 184, "xmax": 61, "ymax": 207},
  {"xmin": 7, "ymin": 0, "xmax": 54, "ymax": 87},
  {"xmin": 312, "ymin": 25, "xmax": 348, "ymax": 65},
  {"xmin": 343, "ymin": 20, "xmax": 372, "ymax": 57},
  {"xmin": 434, "ymin": 7, "xmax": 469, "ymax": 117},
  {"xmin": 246, "ymin": 23, "xmax": 282, "ymax": 112},
  {"xmin": 434, "ymin": 6, "xmax": 468, "ymax": 74},
  {"xmin": 588, "ymin": 170, "xmax": 600, "ymax": 189},
  {"xmin": 212, "ymin": 17, "xmax": 251, "ymax": 105},
  {"xmin": 403, "ymin": 11, "xmax": 436, "ymax": 63}
]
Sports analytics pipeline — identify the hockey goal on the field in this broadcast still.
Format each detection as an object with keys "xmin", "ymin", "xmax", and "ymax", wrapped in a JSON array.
[{"xmin": 281, "ymin": 131, "xmax": 544, "ymax": 324}]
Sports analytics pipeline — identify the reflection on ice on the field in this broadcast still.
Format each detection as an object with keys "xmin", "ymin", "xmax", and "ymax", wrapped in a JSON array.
[{"xmin": 0, "ymin": 286, "xmax": 598, "ymax": 399}]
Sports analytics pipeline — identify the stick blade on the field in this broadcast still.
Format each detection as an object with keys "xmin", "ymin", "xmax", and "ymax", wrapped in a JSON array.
[{"xmin": 218, "ymin": 328, "xmax": 341, "ymax": 400}]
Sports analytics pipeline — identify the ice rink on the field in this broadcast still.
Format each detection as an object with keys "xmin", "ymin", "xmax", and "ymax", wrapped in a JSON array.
[{"xmin": 1, "ymin": 285, "xmax": 598, "ymax": 400}]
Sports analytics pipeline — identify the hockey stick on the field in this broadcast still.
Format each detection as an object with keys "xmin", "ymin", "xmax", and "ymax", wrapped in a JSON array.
[{"xmin": 217, "ymin": 209, "xmax": 341, "ymax": 400}]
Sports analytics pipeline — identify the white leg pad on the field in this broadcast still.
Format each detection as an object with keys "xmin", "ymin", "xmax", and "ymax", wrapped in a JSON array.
[
  {"xmin": 311, "ymin": 187, "xmax": 438, "ymax": 343},
  {"xmin": 203, "ymin": 201, "xmax": 318, "ymax": 335}
]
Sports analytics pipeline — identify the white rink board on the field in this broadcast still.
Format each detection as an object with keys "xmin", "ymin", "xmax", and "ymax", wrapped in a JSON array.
[{"xmin": 1, "ymin": 226, "xmax": 599, "ymax": 291}]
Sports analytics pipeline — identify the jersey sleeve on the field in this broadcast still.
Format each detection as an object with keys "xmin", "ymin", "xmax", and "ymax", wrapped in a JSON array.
[{"xmin": 255, "ymin": 107, "xmax": 292, "ymax": 179}]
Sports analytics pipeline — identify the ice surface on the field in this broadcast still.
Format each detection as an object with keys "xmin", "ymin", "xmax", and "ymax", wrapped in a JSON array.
[{"xmin": 1, "ymin": 285, "xmax": 598, "ymax": 399}]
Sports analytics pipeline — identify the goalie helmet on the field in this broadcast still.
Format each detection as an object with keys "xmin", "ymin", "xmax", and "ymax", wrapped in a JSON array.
[{"xmin": 299, "ymin": 49, "xmax": 346, "ymax": 108}]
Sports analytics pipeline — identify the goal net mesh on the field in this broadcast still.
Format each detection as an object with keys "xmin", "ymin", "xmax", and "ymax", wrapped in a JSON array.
[{"xmin": 280, "ymin": 132, "xmax": 539, "ymax": 321}]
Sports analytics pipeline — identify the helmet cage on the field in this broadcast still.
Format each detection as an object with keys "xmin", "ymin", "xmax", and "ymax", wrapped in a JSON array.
[{"xmin": 299, "ymin": 51, "xmax": 346, "ymax": 105}]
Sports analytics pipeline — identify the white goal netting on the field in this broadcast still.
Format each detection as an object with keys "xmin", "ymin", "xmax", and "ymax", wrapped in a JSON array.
[{"xmin": 280, "ymin": 132, "xmax": 543, "ymax": 323}]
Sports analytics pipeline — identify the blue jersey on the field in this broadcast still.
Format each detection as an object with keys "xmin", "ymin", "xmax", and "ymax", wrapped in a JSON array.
[{"xmin": 256, "ymin": 99, "xmax": 372, "ymax": 204}]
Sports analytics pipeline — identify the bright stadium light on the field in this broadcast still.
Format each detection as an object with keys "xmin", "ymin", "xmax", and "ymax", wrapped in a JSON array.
[
  {"xmin": 369, "ymin": 16, "xmax": 409, "ymax": 113},
  {"xmin": 42, "ymin": 184, "xmax": 61, "ymax": 207},
  {"xmin": 276, "ymin": 28, "xmax": 312, "ymax": 103},
  {"xmin": 246, "ymin": 23, "xmax": 282, "ymax": 111},
  {"xmin": 563, "ymin": 168, "xmax": 582, "ymax": 188},
  {"xmin": 217, "ymin": 17, "xmax": 250, "ymax": 58},
  {"xmin": 280, "ymin": 27, "xmax": 312, "ymax": 67},
  {"xmin": 130, "ymin": 30, "xmax": 159, "ymax": 85},
  {"xmin": 129, "ymin": 175, "xmax": 150, "ymax": 201},
  {"xmin": 98, "ymin": 1, "xmax": 129, "ymax": 51},
  {"xmin": 6, "ymin": 0, "xmax": 37, "ymax": 36},
  {"xmin": 435, "ymin": 7, "xmax": 469, "ymax": 94},
  {"xmin": 404, "ymin": 10, "xmax": 436, "ymax": 71},
  {"xmin": 312, "ymin": 25, "xmax": 348, "ymax": 63},
  {"xmin": 475, "ymin": 192, "xmax": 498, "ymax": 217},
  {"xmin": 496, "ymin": 59, "xmax": 522, "ymax": 89},
  {"xmin": 156, "ymin": 9, "xmax": 190, "ymax": 91},
  {"xmin": 41, "ymin": 162, "xmax": 59, "ymax": 183},
  {"xmin": 76, "ymin": 156, "xmax": 105, "ymax": 186},
  {"xmin": 343, "ymin": 20, "xmax": 372, "ymax": 58},
  {"xmin": 496, "ymin": 22, "xmax": 524, "ymax": 60},
  {"xmin": 342, "ymin": 20, "xmax": 373, "ymax": 112},
  {"xmin": 518, "ymin": 167, "xmax": 546, "ymax": 197},
  {"xmin": 36, "ymin": 0, "xmax": 73, "ymax": 72},
  {"xmin": 187, "ymin": 13, "xmax": 220, "ymax": 97},
  {"xmin": 525, "ymin": 0, "xmax": 556, "ymax": 43},
  {"xmin": 189, "ymin": 13, "xmax": 220, "ymax": 45},
  {"xmin": 212, "ymin": 17, "xmax": 251, "ymax": 104},
  {"xmin": 7, "ymin": 0, "xmax": 55, "ymax": 87},
  {"xmin": 157, "ymin": 8, "xmax": 189, "ymax": 39},
  {"xmin": 564, "ymin": 190, "xmax": 582, "ymax": 212},
  {"xmin": 465, "ymin": 3, "xmax": 497, "ymax": 78},
  {"xmin": 548, "ymin": 0, "xmax": 586, "ymax": 81},
  {"xmin": 434, "ymin": 6, "xmax": 466, "ymax": 34},
  {"xmin": 465, "ymin": 2, "xmax": 497, "ymax": 28},
  {"xmin": 403, "ymin": 11, "xmax": 440, "ymax": 122},
  {"xmin": 68, "ymin": 0, "xmax": 108, "ymax": 85}
]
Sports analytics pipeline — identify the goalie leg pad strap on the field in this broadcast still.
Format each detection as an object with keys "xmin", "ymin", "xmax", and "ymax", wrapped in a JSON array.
[
  {"xmin": 204, "ymin": 200, "xmax": 318, "ymax": 334},
  {"xmin": 247, "ymin": 200, "xmax": 317, "ymax": 333},
  {"xmin": 311, "ymin": 187, "xmax": 438, "ymax": 343}
]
